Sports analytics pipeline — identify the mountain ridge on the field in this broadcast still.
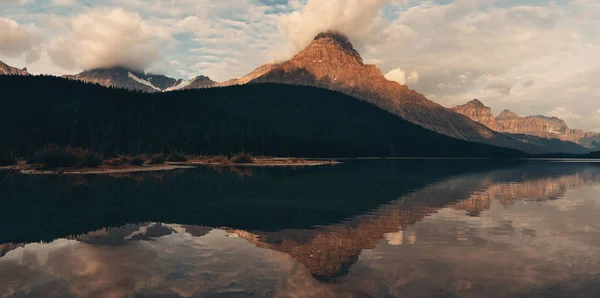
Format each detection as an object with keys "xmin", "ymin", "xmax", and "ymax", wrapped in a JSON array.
[
  {"xmin": 452, "ymin": 99, "xmax": 600, "ymax": 150},
  {"xmin": 63, "ymin": 66, "xmax": 216, "ymax": 92},
  {"xmin": 0, "ymin": 61, "xmax": 29, "ymax": 76},
  {"xmin": 225, "ymin": 32, "xmax": 587, "ymax": 154}
]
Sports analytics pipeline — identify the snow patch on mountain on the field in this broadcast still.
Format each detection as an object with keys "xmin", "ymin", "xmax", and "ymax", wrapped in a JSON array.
[
  {"xmin": 164, "ymin": 78, "xmax": 194, "ymax": 92},
  {"xmin": 128, "ymin": 72, "xmax": 161, "ymax": 91}
]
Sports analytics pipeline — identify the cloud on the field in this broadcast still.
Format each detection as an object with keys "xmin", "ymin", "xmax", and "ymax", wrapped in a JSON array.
[
  {"xmin": 47, "ymin": 8, "xmax": 160, "ymax": 71},
  {"xmin": 522, "ymin": 79, "xmax": 534, "ymax": 88},
  {"xmin": 385, "ymin": 68, "xmax": 406, "ymax": 85},
  {"xmin": 278, "ymin": 0, "xmax": 391, "ymax": 54},
  {"xmin": 485, "ymin": 83, "xmax": 513, "ymax": 96},
  {"xmin": 51, "ymin": 0, "xmax": 76, "ymax": 6},
  {"xmin": 407, "ymin": 71, "xmax": 419, "ymax": 84},
  {"xmin": 384, "ymin": 68, "xmax": 419, "ymax": 85},
  {"xmin": 0, "ymin": 17, "xmax": 42, "ymax": 62},
  {"xmin": 545, "ymin": 107, "xmax": 582, "ymax": 120}
]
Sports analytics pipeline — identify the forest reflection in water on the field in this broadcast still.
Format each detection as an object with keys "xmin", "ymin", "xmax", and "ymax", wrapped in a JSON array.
[{"xmin": 1, "ymin": 160, "xmax": 600, "ymax": 297}]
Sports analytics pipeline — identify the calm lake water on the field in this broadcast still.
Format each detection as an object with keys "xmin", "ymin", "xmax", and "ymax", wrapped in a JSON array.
[{"xmin": 1, "ymin": 159, "xmax": 600, "ymax": 297}]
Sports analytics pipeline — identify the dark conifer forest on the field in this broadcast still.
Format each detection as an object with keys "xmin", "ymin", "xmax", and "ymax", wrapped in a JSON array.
[{"xmin": 0, "ymin": 75, "xmax": 526, "ymax": 158}]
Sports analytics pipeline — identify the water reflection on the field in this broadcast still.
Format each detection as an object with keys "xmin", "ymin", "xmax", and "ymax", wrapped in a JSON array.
[{"xmin": 1, "ymin": 160, "xmax": 600, "ymax": 297}]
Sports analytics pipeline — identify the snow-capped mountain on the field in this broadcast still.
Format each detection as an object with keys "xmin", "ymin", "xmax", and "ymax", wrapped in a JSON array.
[{"xmin": 64, "ymin": 67, "xmax": 216, "ymax": 92}]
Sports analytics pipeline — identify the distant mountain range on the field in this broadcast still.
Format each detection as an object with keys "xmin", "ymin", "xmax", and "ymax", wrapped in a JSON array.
[
  {"xmin": 0, "ymin": 61, "xmax": 28, "ymax": 76},
  {"xmin": 62, "ymin": 67, "xmax": 216, "ymax": 92},
  {"xmin": 0, "ymin": 32, "xmax": 595, "ymax": 155},
  {"xmin": 453, "ymin": 99, "xmax": 600, "ymax": 150}
]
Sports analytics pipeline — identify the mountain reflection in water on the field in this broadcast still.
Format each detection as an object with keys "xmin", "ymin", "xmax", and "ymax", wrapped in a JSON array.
[{"xmin": 1, "ymin": 160, "xmax": 600, "ymax": 297}]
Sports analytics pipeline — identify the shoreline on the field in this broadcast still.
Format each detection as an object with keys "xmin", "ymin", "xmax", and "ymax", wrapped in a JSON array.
[
  {"xmin": 189, "ymin": 159, "xmax": 341, "ymax": 167},
  {"xmin": 0, "ymin": 157, "xmax": 341, "ymax": 175},
  {"xmin": 8, "ymin": 164, "xmax": 196, "ymax": 175}
]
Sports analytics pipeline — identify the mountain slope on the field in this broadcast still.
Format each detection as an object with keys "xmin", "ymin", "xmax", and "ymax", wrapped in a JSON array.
[
  {"xmin": 165, "ymin": 75, "xmax": 216, "ymax": 91},
  {"xmin": 452, "ymin": 99, "xmax": 599, "ymax": 150},
  {"xmin": 226, "ymin": 32, "xmax": 551, "ymax": 153},
  {"xmin": 0, "ymin": 75, "xmax": 525, "ymax": 158},
  {"xmin": 64, "ymin": 67, "xmax": 216, "ymax": 92},
  {"xmin": 0, "ymin": 61, "xmax": 29, "ymax": 76}
]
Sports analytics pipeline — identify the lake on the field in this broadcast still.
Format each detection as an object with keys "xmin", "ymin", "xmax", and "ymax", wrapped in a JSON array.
[{"xmin": 1, "ymin": 159, "xmax": 600, "ymax": 297}]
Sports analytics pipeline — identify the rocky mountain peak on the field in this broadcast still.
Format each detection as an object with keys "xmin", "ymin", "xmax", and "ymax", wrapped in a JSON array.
[
  {"xmin": 452, "ymin": 101, "xmax": 600, "ymax": 149},
  {"xmin": 497, "ymin": 110, "xmax": 520, "ymax": 120},
  {"xmin": 298, "ymin": 31, "xmax": 363, "ymax": 64},
  {"xmin": 452, "ymin": 99, "xmax": 501, "ymax": 131},
  {"xmin": 465, "ymin": 99, "xmax": 485, "ymax": 107}
]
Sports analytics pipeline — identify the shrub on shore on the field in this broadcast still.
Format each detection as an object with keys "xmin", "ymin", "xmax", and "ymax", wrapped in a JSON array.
[
  {"xmin": 79, "ymin": 151, "xmax": 103, "ymax": 167},
  {"xmin": 210, "ymin": 155, "xmax": 229, "ymax": 164},
  {"xmin": 105, "ymin": 157, "xmax": 129, "ymax": 166},
  {"xmin": 230, "ymin": 153, "xmax": 254, "ymax": 164},
  {"xmin": 31, "ymin": 146, "xmax": 103, "ymax": 168},
  {"xmin": 148, "ymin": 153, "xmax": 166, "ymax": 165},
  {"xmin": 129, "ymin": 156, "xmax": 145, "ymax": 166},
  {"xmin": 32, "ymin": 146, "xmax": 77, "ymax": 168},
  {"xmin": 167, "ymin": 153, "xmax": 188, "ymax": 162}
]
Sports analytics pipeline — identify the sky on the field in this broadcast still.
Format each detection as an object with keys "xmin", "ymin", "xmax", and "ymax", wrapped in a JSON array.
[{"xmin": 1, "ymin": 0, "xmax": 599, "ymax": 131}]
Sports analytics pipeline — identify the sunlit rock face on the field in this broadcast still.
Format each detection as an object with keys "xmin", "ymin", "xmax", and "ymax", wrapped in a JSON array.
[
  {"xmin": 0, "ymin": 61, "xmax": 28, "ymax": 76},
  {"xmin": 452, "ymin": 99, "xmax": 502, "ymax": 131},
  {"xmin": 453, "ymin": 100, "xmax": 600, "ymax": 149},
  {"xmin": 226, "ymin": 32, "xmax": 534, "ymax": 151},
  {"xmin": 454, "ymin": 174, "xmax": 584, "ymax": 216},
  {"xmin": 496, "ymin": 111, "xmax": 600, "ymax": 149}
]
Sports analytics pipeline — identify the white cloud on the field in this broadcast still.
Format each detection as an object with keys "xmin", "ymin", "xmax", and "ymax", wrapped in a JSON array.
[
  {"xmin": 51, "ymin": 0, "xmax": 76, "ymax": 6},
  {"xmin": 384, "ymin": 68, "xmax": 418, "ymax": 85},
  {"xmin": 407, "ymin": 71, "xmax": 419, "ymax": 84},
  {"xmin": 545, "ymin": 107, "xmax": 582, "ymax": 120},
  {"xmin": 384, "ymin": 68, "xmax": 406, "ymax": 85},
  {"xmin": 0, "ymin": 17, "xmax": 42, "ymax": 62},
  {"xmin": 47, "ymin": 8, "xmax": 159, "ymax": 71}
]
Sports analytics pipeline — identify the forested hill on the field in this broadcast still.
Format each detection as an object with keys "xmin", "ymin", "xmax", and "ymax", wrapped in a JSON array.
[{"xmin": 0, "ymin": 75, "xmax": 526, "ymax": 158}]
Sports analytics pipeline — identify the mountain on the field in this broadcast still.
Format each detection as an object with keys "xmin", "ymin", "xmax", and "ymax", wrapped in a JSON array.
[
  {"xmin": 64, "ymin": 67, "xmax": 216, "ymax": 92},
  {"xmin": 164, "ymin": 75, "xmax": 216, "ymax": 91},
  {"xmin": 451, "ymin": 99, "xmax": 502, "ymax": 131},
  {"xmin": 496, "ymin": 110, "xmax": 600, "ymax": 149},
  {"xmin": 452, "ymin": 99, "xmax": 600, "ymax": 150},
  {"xmin": 223, "ymin": 32, "xmax": 581, "ymax": 154},
  {"xmin": 0, "ymin": 75, "xmax": 525, "ymax": 158},
  {"xmin": 0, "ymin": 61, "xmax": 29, "ymax": 76}
]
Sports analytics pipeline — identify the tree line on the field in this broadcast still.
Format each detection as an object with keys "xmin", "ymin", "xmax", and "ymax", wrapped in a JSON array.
[{"xmin": 0, "ymin": 75, "xmax": 526, "ymax": 159}]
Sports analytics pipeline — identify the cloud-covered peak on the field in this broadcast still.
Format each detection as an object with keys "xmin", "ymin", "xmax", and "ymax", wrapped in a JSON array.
[{"xmin": 278, "ymin": 0, "xmax": 390, "ymax": 54}]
